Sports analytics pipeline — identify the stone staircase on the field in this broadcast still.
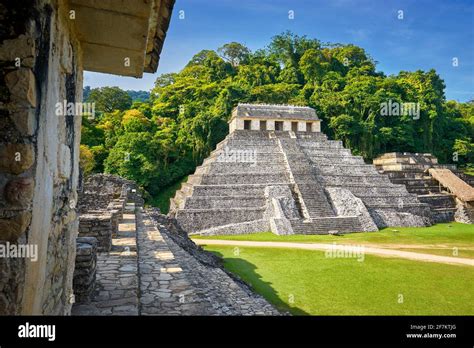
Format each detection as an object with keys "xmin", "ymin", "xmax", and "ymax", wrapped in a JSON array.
[
  {"xmin": 296, "ymin": 133, "xmax": 431, "ymax": 227},
  {"xmin": 384, "ymin": 171, "xmax": 457, "ymax": 222},
  {"xmin": 278, "ymin": 137, "xmax": 335, "ymax": 219},
  {"xmin": 290, "ymin": 217, "xmax": 363, "ymax": 234},
  {"xmin": 373, "ymin": 152, "xmax": 474, "ymax": 223}
]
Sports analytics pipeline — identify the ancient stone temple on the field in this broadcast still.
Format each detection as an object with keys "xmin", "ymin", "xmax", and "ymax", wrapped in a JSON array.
[
  {"xmin": 374, "ymin": 152, "xmax": 474, "ymax": 223},
  {"xmin": 170, "ymin": 104, "xmax": 432, "ymax": 236}
]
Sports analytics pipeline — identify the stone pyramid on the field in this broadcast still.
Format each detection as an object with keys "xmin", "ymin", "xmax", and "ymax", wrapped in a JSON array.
[{"xmin": 170, "ymin": 104, "xmax": 432, "ymax": 235}]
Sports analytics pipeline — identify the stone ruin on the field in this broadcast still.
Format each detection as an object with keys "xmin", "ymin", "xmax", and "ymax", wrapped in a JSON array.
[
  {"xmin": 170, "ymin": 104, "xmax": 432, "ymax": 236},
  {"xmin": 78, "ymin": 174, "xmax": 143, "ymax": 251},
  {"xmin": 73, "ymin": 174, "xmax": 143, "ymax": 303},
  {"xmin": 374, "ymin": 152, "xmax": 474, "ymax": 224},
  {"xmin": 0, "ymin": 0, "xmax": 174, "ymax": 315}
]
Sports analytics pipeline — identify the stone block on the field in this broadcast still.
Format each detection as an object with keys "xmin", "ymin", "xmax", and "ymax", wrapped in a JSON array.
[
  {"xmin": 0, "ymin": 211, "xmax": 32, "ymax": 241},
  {"xmin": 0, "ymin": 143, "xmax": 35, "ymax": 174},
  {"xmin": 9, "ymin": 107, "xmax": 36, "ymax": 136},
  {"xmin": 4, "ymin": 68, "xmax": 36, "ymax": 107},
  {"xmin": 4, "ymin": 177, "xmax": 34, "ymax": 207},
  {"xmin": 58, "ymin": 144, "xmax": 71, "ymax": 180},
  {"xmin": 0, "ymin": 35, "xmax": 35, "ymax": 62}
]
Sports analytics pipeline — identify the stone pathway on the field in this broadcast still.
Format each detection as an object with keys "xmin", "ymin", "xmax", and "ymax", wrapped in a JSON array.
[
  {"xmin": 137, "ymin": 209, "xmax": 209, "ymax": 315},
  {"xmin": 155, "ymin": 220, "xmax": 280, "ymax": 315},
  {"xmin": 74, "ymin": 203, "xmax": 280, "ymax": 315},
  {"xmin": 137, "ymin": 209, "xmax": 280, "ymax": 315},
  {"xmin": 72, "ymin": 204, "xmax": 139, "ymax": 315},
  {"xmin": 193, "ymin": 240, "xmax": 474, "ymax": 267}
]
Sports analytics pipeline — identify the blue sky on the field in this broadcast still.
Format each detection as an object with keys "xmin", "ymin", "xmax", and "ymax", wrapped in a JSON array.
[{"xmin": 84, "ymin": 0, "xmax": 474, "ymax": 101}]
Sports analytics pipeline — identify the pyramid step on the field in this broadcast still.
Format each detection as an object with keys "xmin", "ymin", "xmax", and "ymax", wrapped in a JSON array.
[
  {"xmin": 417, "ymin": 194, "xmax": 456, "ymax": 209},
  {"xmin": 290, "ymin": 217, "xmax": 362, "ymax": 234},
  {"xmin": 191, "ymin": 183, "xmax": 292, "ymax": 197},
  {"xmin": 200, "ymin": 173, "xmax": 289, "ymax": 185},
  {"xmin": 184, "ymin": 196, "xmax": 265, "ymax": 209},
  {"xmin": 176, "ymin": 207, "xmax": 266, "ymax": 232}
]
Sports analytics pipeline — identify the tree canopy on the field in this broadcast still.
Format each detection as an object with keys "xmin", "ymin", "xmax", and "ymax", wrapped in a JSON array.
[{"xmin": 80, "ymin": 32, "xmax": 474, "ymax": 199}]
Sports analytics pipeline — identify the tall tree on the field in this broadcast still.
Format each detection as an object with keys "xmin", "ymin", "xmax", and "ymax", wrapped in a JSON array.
[
  {"xmin": 87, "ymin": 86, "xmax": 132, "ymax": 114},
  {"xmin": 217, "ymin": 42, "xmax": 251, "ymax": 67}
]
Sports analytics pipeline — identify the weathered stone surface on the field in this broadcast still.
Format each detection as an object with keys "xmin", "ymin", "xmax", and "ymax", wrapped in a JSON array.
[
  {"xmin": 4, "ymin": 177, "xmax": 34, "ymax": 207},
  {"xmin": 0, "ymin": 143, "xmax": 35, "ymax": 174},
  {"xmin": 325, "ymin": 187, "xmax": 378, "ymax": 232},
  {"xmin": 73, "ymin": 237, "xmax": 98, "ymax": 303},
  {"xmin": 0, "ymin": 0, "xmax": 174, "ymax": 316},
  {"xmin": 58, "ymin": 144, "xmax": 71, "ymax": 180},
  {"xmin": 4, "ymin": 69, "xmax": 36, "ymax": 107},
  {"xmin": 0, "ymin": 211, "xmax": 31, "ymax": 241},
  {"xmin": 9, "ymin": 107, "xmax": 37, "ymax": 136},
  {"xmin": 0, "ymin": 35, "xmax": 35, "ymax": 62}
]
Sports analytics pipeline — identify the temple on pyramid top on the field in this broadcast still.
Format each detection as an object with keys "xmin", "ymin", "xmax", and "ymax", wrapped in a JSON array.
[
  {"xmin": 229, "ymin": 103, "xmax": 321, "ymax": 133},
  {"xmin": 170, "ymin": 103, "xmax": 435, "ymax": 236}
]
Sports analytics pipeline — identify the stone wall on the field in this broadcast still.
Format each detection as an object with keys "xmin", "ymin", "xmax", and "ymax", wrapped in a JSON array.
[
  {"xmin": 0, "ymin": 0, "xmax": 82, "ymax": 315},
  {"xmin": 77, "ymin": 174, "xmax": 143, "ymax": 252},
  {"xmin": 73, "ymin": 237, "xmax": 98, "ymax": 303},
  {"xmin": 325, "ymin": 187, "xmax": 378, "ymax": 232},
  {"xmin": 78, "ymin": 214, "xmax": 113, "ymax": 252}
]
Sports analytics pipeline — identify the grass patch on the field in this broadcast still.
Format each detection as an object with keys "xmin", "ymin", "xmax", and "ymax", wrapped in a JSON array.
[
  {"xmin": 147, "ymin": 176, "xmax": 188, "ymax": 214},
  {"xmin": 193, "ymin": 223, "xmax": 474, "ymax": 248},
  {"xmin": 399, "ymin": 247, "xmax": 474, "ymax": 259},
  {"xmin": 203, "ymin": 245, "xmax": 474, "ymax": 315}
]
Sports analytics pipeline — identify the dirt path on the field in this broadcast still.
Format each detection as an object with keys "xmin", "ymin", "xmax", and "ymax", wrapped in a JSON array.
[{"xmin": 194, "ymin": 239, "xmax": 474, "ymax": 266}]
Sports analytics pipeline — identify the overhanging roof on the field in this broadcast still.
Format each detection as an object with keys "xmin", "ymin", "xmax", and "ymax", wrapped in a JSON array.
[
  {"xmin": 232, "ymin": 103, "xmax": 319, "ymax": 121},
  {"xmin": 70, "ymin": 0, "xmax": 175, "ymax": 77}
]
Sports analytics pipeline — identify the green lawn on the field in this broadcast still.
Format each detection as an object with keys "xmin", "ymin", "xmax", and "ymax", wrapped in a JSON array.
[
  {"xmin": 203, "ymin": 245, "xmax": 474, "ymax": 315},
  {"xmin": 193, "ymin": 222, "xmax": 474, "ymax": 248},
  {"xmin": 147, "ymin": 176, "xmax": 188, "ymax": 214},
  {"xmin": 400, "ymin": 247, "xmax": 474, "ymax": 258}
]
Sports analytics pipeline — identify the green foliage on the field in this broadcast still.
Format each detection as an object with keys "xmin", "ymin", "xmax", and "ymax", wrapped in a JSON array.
[
  {"xmin": 453, "ymin": 139, "xmax": 474, "ymax": 165},
  {"xmin": 79, "ymin": 144, "xmax": 94, "ymax": 177},
  {"xmin": 126, "ymin": 90, "xmax": 150, "ymax": 102},
  {"xmin": 81, "ymin": 32, "xmax": 473, "ymax": 201},
  {"xmin": 86, "ymin": 86, "xmax": 132, "ymax": 114},
  {"xmin": 217, "ymin": 42, "xmax": 250, "ymax": 66}
]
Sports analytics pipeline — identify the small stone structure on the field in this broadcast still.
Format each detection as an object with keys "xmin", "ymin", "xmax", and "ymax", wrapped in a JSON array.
[
  {"xmin": 73, "ymin": 237, "xmax": 98, "ymax": 303},
  {"xmin": 374, "ymin": 152, "xmax": 474, "ymax": 223},
  {"xmin": 229, "ymin": 103, "xmax": 321, "ymax": 133},
  {"xmin": 78, "ymin": 214, "xmax": 113, "ymax": 252},
  {"xmin": 170, "ymin": 104, "xmax": 431, "ymax": 236},
  {"xmin": 77, "ymin": 174, "xmax": 143, "ymax": 252}
]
